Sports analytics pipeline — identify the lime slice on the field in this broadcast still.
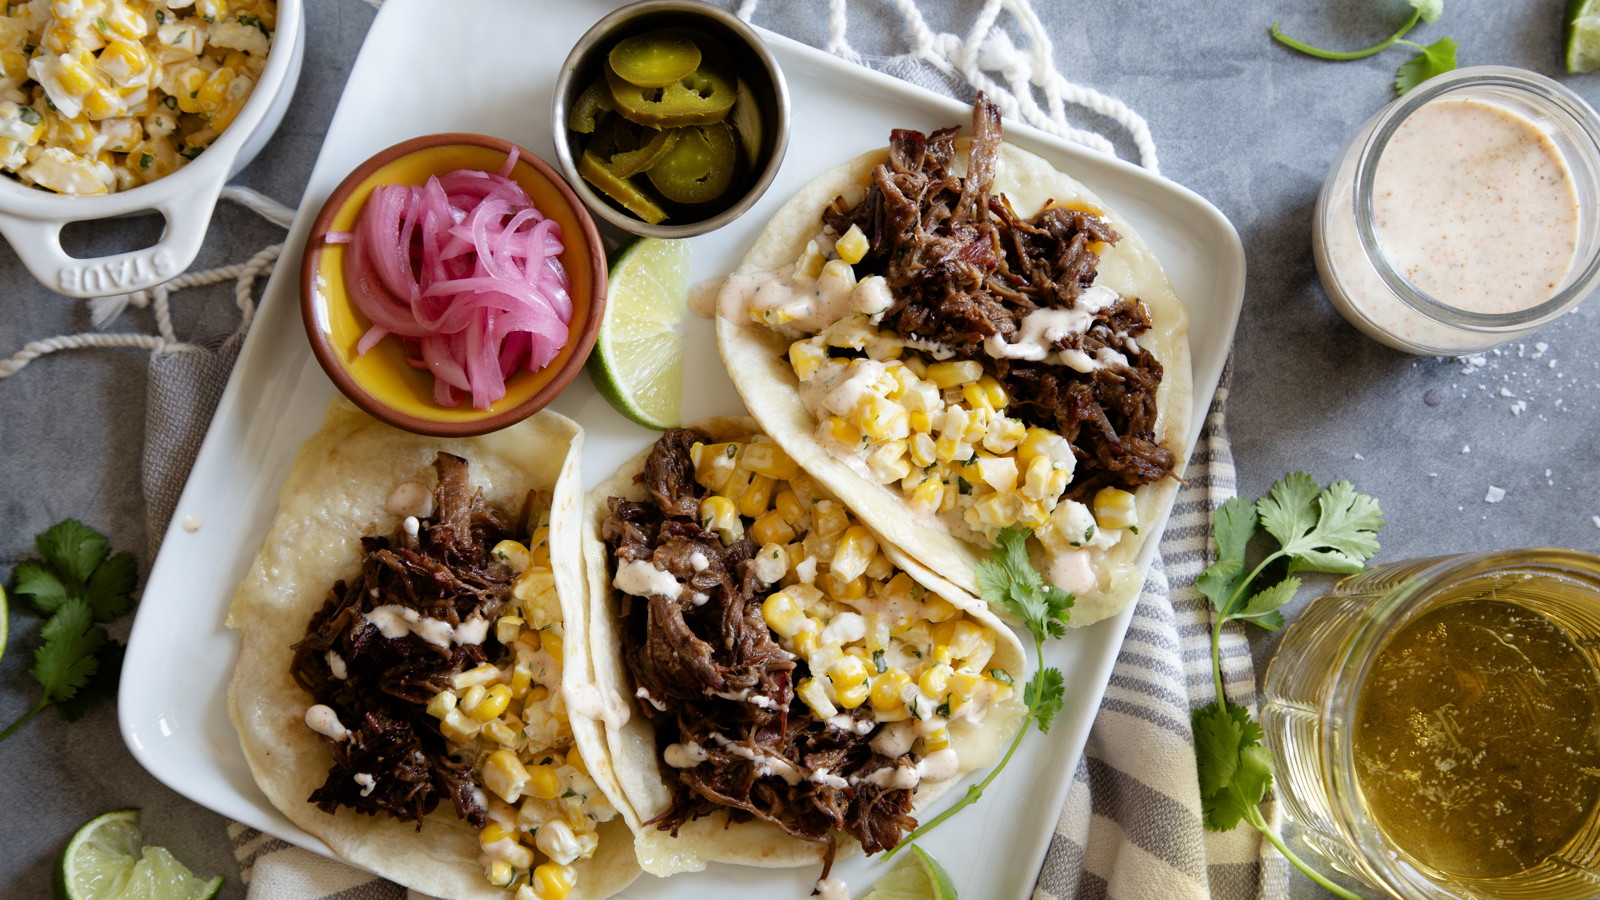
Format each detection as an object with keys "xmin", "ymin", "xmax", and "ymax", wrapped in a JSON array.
[
  {"xmin": 57, "ymin": 809, "xmax": 223, "ymax": 900},
  {"xmin": 1566, "ymin": 0, "xmax": 1600, "ymax": 73},
  {"xmin": 861, "ymin": 845, "xmax": 958, "ymax": 900},
  {"xmin": 589, "ymin": 237, "xmax": 691, "ymax": 429}
]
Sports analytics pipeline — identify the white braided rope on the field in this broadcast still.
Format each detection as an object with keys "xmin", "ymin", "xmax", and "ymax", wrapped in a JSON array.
[
  {"xmin": 738, "ymin": 0, "xmax": 1160, "ymax": 172},
  {"xmin": 0, "ymin": 185, "xmax": 292, "ymax": 379}
]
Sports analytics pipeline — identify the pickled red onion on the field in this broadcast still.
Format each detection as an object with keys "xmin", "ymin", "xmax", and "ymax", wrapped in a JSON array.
[{"xmin": 338, "ymin": 149, "xmax": 573, "ymax": 410}]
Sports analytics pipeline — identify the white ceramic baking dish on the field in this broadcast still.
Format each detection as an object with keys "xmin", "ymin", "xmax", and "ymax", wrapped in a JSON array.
[{"xmin": 0, "ymin": 0, "xmax": 304, "ymax": 298}]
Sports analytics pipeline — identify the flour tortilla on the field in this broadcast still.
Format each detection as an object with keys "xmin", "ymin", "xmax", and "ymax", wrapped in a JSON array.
[
  {"xmin": 227, "ymin": 399, "xmax": 638, "ymax": 900},
  {"xmin": 577, "ymin": 416, "xmax": 1026, "ymax": 877},
  {"xmin": 716, "ymin": 141, "xmax": 1192, "ymax": 625}
]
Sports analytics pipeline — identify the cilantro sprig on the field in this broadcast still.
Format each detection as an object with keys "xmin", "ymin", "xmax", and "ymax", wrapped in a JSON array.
[
  {"xmin": 2, "ymin": 520, "xmax": 137, "ymax": 740},
  {"xmin": 885, "ymin": 527, "xmax": 1071, "ymax": 857},
  {"xmin": 1193, "ymin": 474, "xmax": 1382, "ymax": 900},
  {"xmin": 1271, "ymin": 0, "xmax": 1458, "ymax": 94}
]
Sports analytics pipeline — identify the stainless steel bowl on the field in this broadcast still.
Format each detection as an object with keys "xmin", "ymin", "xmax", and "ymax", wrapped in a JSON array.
[{"xmin": 552, "ymin": 0, "xmax": 789, "ymax": 239}]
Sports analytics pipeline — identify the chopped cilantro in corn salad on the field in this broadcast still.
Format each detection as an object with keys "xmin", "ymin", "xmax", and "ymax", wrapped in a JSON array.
[
  {"xmin": 0, "ymin": 0, "xmax": 275, "ymax": 194},
  {"xmin": 425, "ymin": 524, "xmax": 617, "ymax": 900}
]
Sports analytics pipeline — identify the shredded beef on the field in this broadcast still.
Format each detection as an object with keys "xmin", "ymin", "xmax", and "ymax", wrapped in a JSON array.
[
  {"xmin": 604, "ymin": 430, "xmax": 917, "ymax": 853},
  {"xmin": 821, "ymin": 94, "xmax": 1176, "ymax": 494},
  {"xmin": 290, "ymin": 453, "xmax": 517, "ymax": 830}
]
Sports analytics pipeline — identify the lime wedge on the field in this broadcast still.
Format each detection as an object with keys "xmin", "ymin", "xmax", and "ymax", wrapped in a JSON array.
[
  {"xmin": 588, "ymin": 237, "xmax": 692, "ymax": 429},
  {"xmin": 57, "ymin": 809, "xmax": 223, "ymax": 900},
  {"xmin": 862, "ymin": 845, "xmax": 958, "ymax": 900},
  {"xmin": 1567, "ymin": 0, "xmax": 1600, "ymax": 73}
]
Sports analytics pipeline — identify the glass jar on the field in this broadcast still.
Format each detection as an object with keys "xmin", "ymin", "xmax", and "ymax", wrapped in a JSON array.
[
  {"xmin": 1312, "ymin": 67, "xmax": 1600, "ymax": 355},
  {"xmin": 1261, "ymin": 549, "xmax": 1600, "ymax": 899}
]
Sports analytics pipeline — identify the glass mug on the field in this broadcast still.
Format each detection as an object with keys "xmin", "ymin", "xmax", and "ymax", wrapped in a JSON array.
[{"xmin": 1261, "ymin": 549, "xmax": 1600, "ymax": 899}]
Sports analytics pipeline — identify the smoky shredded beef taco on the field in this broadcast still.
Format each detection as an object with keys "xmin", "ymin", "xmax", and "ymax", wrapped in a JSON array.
[
  {"xmin": 577, "ymin": 417, "xmax": 1025, "ymax": 877},
  {"xmin": 227, "ymin": 400, "xmax": 637, "ymax": 900},
  {"xmin": 714, "ymin": 95, "xmax": 1192, "ymax": 626}
]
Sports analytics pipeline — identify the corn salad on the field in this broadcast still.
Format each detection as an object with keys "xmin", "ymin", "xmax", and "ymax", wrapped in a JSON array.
[
  {"xmin": 745, "ymin": 226, "xmax": 1141, "ymax": 592},
  {"xmin": 688, "ymin": 434, "xmax": 1015, "ymax": 761},
  {"xmin": 425, "ymin": 520, "xmax": 616, "ymax": 900},
  {"xmin": 0, "ymin": 0, "xmax": 276, "ymax": 194}
]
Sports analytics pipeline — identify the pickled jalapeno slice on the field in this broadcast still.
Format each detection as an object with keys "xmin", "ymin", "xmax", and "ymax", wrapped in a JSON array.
[
  {"xmin": 606, "ymin": 61, "xmax": 736, "ymax": 128},
  {"xmin": 647, "ymin": 122, "xmax": 737, "ymax": 205},
  {"xmin": 567, "ymin": 80, "xmax": 615, "ymax": 135},
  {"xmin": 578, "ymin": 150, "xmax": 669, "ymax": 224},
  {"xmin": 608, "ymin": 29, "xmax": 702, "ymax": 88},
  {"xmin": 603, "ymin": 127, "xmax": 680, "ymax": 179}
]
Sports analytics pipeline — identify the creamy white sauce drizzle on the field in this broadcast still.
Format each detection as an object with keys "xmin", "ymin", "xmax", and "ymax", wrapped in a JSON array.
[
  {"xmin": 353, "ymin": 772, "xmax": 376, "ymax": 796},
  {"xmin": 325, "ymin": 651, "xmax": 347, "ymax": 680},
  {"xmin": 635, "ymin": 687, "xmax": 668, "ymax": 712},
  {"xmin": 614, "ymin": 559, "xmax": 682, "ymax": 599},
  {"xmin": 663, "ymin": 741, "xmax": 708, "ymax": 768},
  {"xmin": 304, "ymin": 704, "xmax": 348, "ymax": 741},
  {"xmin": 364, "ymin": 605, "xmax": 488, "ymax": 648},
  {"xmin": 564, "ymin": 683, "xmax": 630, "ymax": 728},
  {"xmin": 815, "ymin": 876, "xmax": 848, "ymax": 900}
]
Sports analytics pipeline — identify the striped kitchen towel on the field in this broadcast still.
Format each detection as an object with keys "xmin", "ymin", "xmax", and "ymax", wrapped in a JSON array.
[{"xmin": 1034, "ymin": 377, "xmax": 1290, "ymax": 900}]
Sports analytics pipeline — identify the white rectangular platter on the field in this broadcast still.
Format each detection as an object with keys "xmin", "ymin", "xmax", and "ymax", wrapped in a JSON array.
[{"xmin": 120, "ymin": 1, "xmax": 1245, "ymax": 898}]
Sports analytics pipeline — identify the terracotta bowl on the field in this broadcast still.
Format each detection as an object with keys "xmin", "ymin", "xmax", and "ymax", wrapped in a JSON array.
[{"xmin": 300, "ymin": 133, "xmax": 606, "ymax": 436}]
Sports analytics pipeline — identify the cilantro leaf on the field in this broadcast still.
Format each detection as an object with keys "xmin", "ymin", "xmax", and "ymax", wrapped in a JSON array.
[
  {"xmin": 1195, "ymin": 496, "xmax": 1257, "ymax": 615},
  {"xmin": 1193, "ymin": 700, "xmax": 1273, "ymax": 832},
  {"xmin": 56, "ymin": 640, "xmax": 124, "ymax": 722},
  {"xmin": 1409, "ymin": 0, "xmax": 1444, "ymax": 25},
  {"xmin": 1024, "ymin": 667, "xmax": 1066, "ymax": 734},
  {"xmin": 977, "ymin": 526, "xmax": 1072, "ymax": 643},
  {"xmin": 1232, "ymin": 577, "xmax": 1299, "ymax": 631},
  {"xmin": 31, "ymin": 599, "xmax": 107, "ymax": 706},
  {"xmin": 36, "ymin": 519, "xmax": 108, "ymax": 588},
  {"xmin": 84, "ymin": 551, "xmax": 137, "ymax": 622},
  {"xmin": 1395, "ymin": 36, "xmax": 1457, "ymax": 93},
  {"xmin": 1259, "ymin": 475, "xmax": 1384, "ymax": 574},
  {"xmin": 11, "ymin": 559, "xmax": 70, "ymax": 615}
]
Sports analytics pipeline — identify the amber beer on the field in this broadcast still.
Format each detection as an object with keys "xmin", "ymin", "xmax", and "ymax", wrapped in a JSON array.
[{"xmin": 1261, "ymin": 550, "xmax": 1600, "ymax": 899}]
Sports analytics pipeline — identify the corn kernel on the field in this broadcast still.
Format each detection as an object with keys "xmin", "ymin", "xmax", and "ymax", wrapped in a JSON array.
[
  {"xmin": 750, "ymin": 510, "xmax": 795, "ymax": 546},
  {"xmin": 531, "ymin": 862, "xmax": 575, "ymax": 900},
  {"xmin": 835, "ymin": 223, "xmax": 868, "ymax": 264},
  {"xmin": 1093, "ymin": 486, "xmax": 1139, "ymax": 531},
  {"xmin": 857, "ymin": 394, "xmax": 909, "ymax": 442},
  {"xmin": 440, "ymin": 708, "xmax": 481, "ymax": 743},
  {"xmin": 920, "ymin": 663, "xmax": 955, "ymax": 699},
  {"xmin": 460, "ymin": 683, "xmax": 487, "ymax": 712},
  {"xmin": 831, "ymin": 655, "xmax": 870, "ymax": 691},
  {"xmin": 871, "ymin": 668, "xmax": 911, "ymax": 713},
  {"xmin": 543, "ymin": 632, "xmax": 564, "ymax": 664},
  {"xmin": 425, "ymin": 690, "xmax": 457, "ymax": 720},
  {"xmin": 693, "ymin": 441, "xmax": 740, "ymax": 491},
  {"xmin": 922, "ymin": 725, "xmax": 951, "ymax": 752},
  {"xmin": 910, "ymin": 476, "xmax": 944, "ymax": 513},
  {"xmin": 830, "ymin": 526, "xmax": 878, "ymax": 582},
  {"xmin": 925, "ymin": 360, "xmax": 984, "ymax": 388},
  {"xmin": 471, "ymin": 684, "xmax": 513, "ymax": 722},
  {"xmin": 974, "ymin": 456, "xmax": 1018, "ymax": 493},
  {"xmin": 827, "ymin": 415, "xmax": 862, "ymax": 447},
  {"xmin": 482, "ymin": 719, "xmax": 518, "ymax": 747},
  {"xmin": 736, "ymin": 473, "xmax": 774, "ymax": 519},
  {"xmin": 742, "ymin": 440, "xmax": 799, "ymax": 480},
  {"xmin": 698, "ymin": 494, "xmax": 744, "ymax": 545},
  {"xmin": 453, "ymin": 663, "xmax": 500, "ymax": 690},
  {"xmin": 527, "ymin": 763, "xmax": 563, "ymax": 800},
  {"xmin": 797, "ymin": 676, "xmax": 838, "ymax": 717},
  {"xmin": 789, "ymin": 337, "xmax": 828, "ymax": 382},
  {"xmin": 480, "ymin": 822, "xmax": 514, "ymax": 846},
  {"xmin": 762, "ymin": 590, "xmax": 807, "ymax": 639},
  {"xmin": 775, "ymin": 488, "xmax": 806, "ymax": 526},
  {"xmin": 819, "ymin": 572, "xmax": 867, "ymax": 602},
  {"xmin": 493, "ymin": 540, "xmax": 531, "ymax": 573},
  {"xmin": 865, "ymin": 551, "xmax": 894, "ymax": 581},
  {"xmin": 922, "ymin": 593, "xmax": 961, "ymax": 623},
  {"xmin": 495, "ymin": 615, "xmax": 525, "ymax": 645},
  {"xmin": 908, "ymin": 409, "xmax": 934, "ymax": 434},
  {"xmin": 812, "ymin": 500, "xmax": 849, "ymax": 538}
]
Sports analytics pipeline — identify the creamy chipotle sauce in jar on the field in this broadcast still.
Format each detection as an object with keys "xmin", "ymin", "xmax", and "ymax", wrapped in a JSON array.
[{"xmin": 1314, "ymin": 67, "xmax": 1600, "ymax": 354}]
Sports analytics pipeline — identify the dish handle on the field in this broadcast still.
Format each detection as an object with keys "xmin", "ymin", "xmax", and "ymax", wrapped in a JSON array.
[{"xmin": 0, "ymin": 170, "xmax": 228, "ymax": 299}]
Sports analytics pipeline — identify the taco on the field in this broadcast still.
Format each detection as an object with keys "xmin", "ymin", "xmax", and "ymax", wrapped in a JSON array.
[
  {"xmin": 577, "ymin": 417, "xmax": 1026, "ymax": 877},
  {"xmin": 715, "ymin": 95, "xmax": 1192, "ymax": 625},
  {"xmin": 227, "ymin": 399, "xmax": 638, "ymax": 900}
]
